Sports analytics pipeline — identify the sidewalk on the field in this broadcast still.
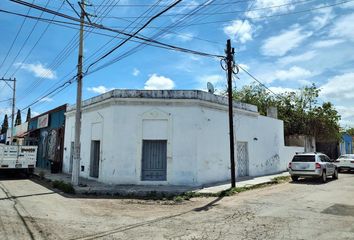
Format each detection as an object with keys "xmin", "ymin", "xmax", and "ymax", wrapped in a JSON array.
[
  {"xmin": 34, "ymin": 168, "xmax": 289, "ymax": 197},
  {"xmin": 195, "ymin": 172, "xmax": 290, "ymax": 194},
  {"xmin": 33, "ymin": 168, "xmax": 194, "ymax": 197}
]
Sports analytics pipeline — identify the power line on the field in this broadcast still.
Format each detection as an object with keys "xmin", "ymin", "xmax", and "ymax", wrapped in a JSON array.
[
  {"xmin": 2, "ymin": 0, "xmax": 50, "ymax": 78},
  {"xmin": 157, "ymin": 0, "xmax": 354, "ymax": 27},
  {"xmin": 237, "ymin": 64, "xmax": 283, "ymax": 98},
  {"xmin": 84, "ymin": 0, "xmax": 184, "ymax": 74},
  {"xmin": 9, "ymin": 1, "xmax": 65, "ymax": 78},
  {"xmin": 104, "ymin": 0, "xmax": 314, "ymax": 19},
  {"xmin": 16, "ymin": 0, "xmax": 120, "ymax": 103},
  {"xmin": 0, "ymin": 0, "xmax": 34, "ymax": 74},
  {"xmin": 92, "ymin": 0, "xmax": 253, "ymax": 7}
]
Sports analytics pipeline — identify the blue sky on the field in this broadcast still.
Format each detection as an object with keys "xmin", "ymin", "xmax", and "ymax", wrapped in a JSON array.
[{"xmin": 0, "ymin": 0, "xmax": 353, "ymax": 127}]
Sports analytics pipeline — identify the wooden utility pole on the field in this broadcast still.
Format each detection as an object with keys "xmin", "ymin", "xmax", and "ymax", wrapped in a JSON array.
[
  {"xmin": 71, "ymin": 0, "xmax": 85, "ymax": 186},
  {"xmin": 226, "ymin": 39, "xmax": 236, "ymax": 188},
  {"xmin": 0, "ymin": 78, "xmax": 16, "ymax": 144}
]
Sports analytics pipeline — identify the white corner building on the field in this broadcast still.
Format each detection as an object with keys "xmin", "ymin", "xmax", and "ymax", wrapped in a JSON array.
[{"xmin": 62, "ymin": 90, "xmax": 302, "ymax": 186}]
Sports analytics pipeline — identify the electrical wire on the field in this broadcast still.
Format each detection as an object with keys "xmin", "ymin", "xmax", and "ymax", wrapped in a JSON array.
[
  {"xmin": 16, "ymin": 0, "xmax": 119, "ymax": 104},
  {"xmin": 2, "ymin": 0, "xmax": 51, "ymax": 78},
  {"xmin": 237, "ymin": 64, "xmax": 284, "ymax": 99},
  {"xmin": 105, "ymin": 0, "xmax": 314, "ymax": 19},
  {"xmin": 84, "ymin": 0, "xmax": 183, "ymax": 74},
  {"xmin": 0, "ymin": 0, "xmax": 34, "ymax": 74},
  {"xmin": 9, "ymin": 1, "xmax": 65, "ymax": 78}
]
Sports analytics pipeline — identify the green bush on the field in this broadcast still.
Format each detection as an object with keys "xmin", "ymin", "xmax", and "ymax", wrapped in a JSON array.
[{"xmin": 52, "ymin": 180, "xmax": 75, "ymax": 194}]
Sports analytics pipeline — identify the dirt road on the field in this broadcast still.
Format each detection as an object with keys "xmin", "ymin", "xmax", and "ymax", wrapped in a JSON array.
[{"xmin": 0, "ymin": 173, "xmax": 354, "ymax": 240}]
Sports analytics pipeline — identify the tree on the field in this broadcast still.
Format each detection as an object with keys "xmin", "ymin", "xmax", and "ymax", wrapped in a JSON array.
[
  {"xmin": 231, "ymin": 82, "xmax": 341, "ymax": 141},
  {"xmin": 346, "ymin": 128, "xmax": 354, "ymax": 136},
  {"xmin": 26, "ymin": 108, "xmax": 31, "ymax": 122},
  {"xmin": 1, "ymin": 114, "xmax": 8, "ymax": 134},
  {"xmin": 15, "ymin": 109, "xmax": 21, "ymax": 126}
]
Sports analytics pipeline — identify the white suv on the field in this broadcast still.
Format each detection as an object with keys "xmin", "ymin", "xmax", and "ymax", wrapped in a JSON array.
[{"xmin": 288, "ymin": 152, "xmax": 338, "ymax": 183}]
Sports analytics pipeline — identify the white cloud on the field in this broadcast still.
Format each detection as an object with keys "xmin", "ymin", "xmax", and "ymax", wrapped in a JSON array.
[
  {"xmin": 277, "ymin": 51, "xmax": 317, "ymax": 65},
  {"xmin": 312, "ymin": 39, "xmax": 344, "ymax": 48},
  {"xmin": 164, "ymin": 32, "xmax": 195, "ymax": 42},
  {"xmin": 144, "ymin": 74, "xmax": 175, "ymax": 90},
  {"xmin": 15, "ymin": 62, "xmax": 56, "ymax": 79},
  {"xmin": 339, "ymin": 1, "xmax": 354, "ymax": 9},
  {"xmin": 268, "ymin": 86, "xmax": 297, "ymax": 94},
  {"xmin": 261, "ymin": 25, "xmax": 312, "ymax": 56},
  {"xmin": 176, "ymin": 32, "xmax": 195, "ymax": 42},
  {"xmin": 238, "ymin": 63, "xmax": 250, "ymax": 71},
  {"xmin": 87, "ymin": 86, "xmax": 114, "ymax": 94},
  {"xmin": 197, "ymin": 75, "xmax": 225, "ymax": 94},
  {"xmin": 321, "ymin": 72, "xmax": 354, "ymax": 101},
  {"xmin": 32, "ymin": 111, "xmax": 40, "ymax": 117},
  {"xmin": 274, "ymin": 66, "xmax": 313, "ymax": 81},
  {"xmin": 330, "ymin": 13, "xmax": 354, "ymax": 42},
  {"xmin": 0, "ymin": 107, "xmax": 12, "ymax": 116},
  {"xmin": 132, "ymin": 68, "xmax": 140, "ymax": 76},
  {"xmin": 223, "ymin": 20, "xmax": 253, "ymax": 43},
  {"xmin": 336, "ymin": 106, "xmax": 354, "ymax": 127},
  {"xmin": 39, "ymin": 97, "xmax": 53, "ymax": 102},
  {"xmin": 246, "ymin": 0, "xmax": 295, "ymax": 19},
  {"xmin": 298, "ymin": 79, "xmax": 312, "ymax": 86},
  {"xmin": 310, "ymin": 5, "xmax": 335, "ymax": 30}
]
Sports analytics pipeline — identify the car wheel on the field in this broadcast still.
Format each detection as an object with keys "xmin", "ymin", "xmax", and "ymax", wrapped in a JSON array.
[
  {"xmin": 291, "ymin": 176, "xmax": 299, "ymax": 182},
  {"xmin": 332, "ymin": 168, "xmax": 339, "ymax": 179},
  {"xmin": 321, "ymin": 171, "xmax": 327, "ymax": 183}
]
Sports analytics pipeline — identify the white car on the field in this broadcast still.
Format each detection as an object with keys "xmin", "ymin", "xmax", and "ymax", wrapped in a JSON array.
[
  {"xmin": 335, "ymin": 154, "xmax": 354, "ymax": 172},
  {"xmin": 288, "ymin": 152, "xmax": 338, "ymax": 183}
]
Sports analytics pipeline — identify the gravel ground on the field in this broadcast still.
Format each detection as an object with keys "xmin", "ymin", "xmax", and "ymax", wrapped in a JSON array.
[{"xmin": 0, "ymin": 173, "xmax": 354, "ymax": 240}]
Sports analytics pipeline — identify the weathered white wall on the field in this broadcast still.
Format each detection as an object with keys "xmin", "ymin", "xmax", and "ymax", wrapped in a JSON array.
[{"xmin": 63, "ymin": 92, "xmax": 300, "ymax": 186}]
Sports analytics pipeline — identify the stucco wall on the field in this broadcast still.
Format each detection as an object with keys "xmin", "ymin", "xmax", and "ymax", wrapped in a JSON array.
[{"xmin": 63, "ymin": 95, "xmax": 298, "ymax": 186}]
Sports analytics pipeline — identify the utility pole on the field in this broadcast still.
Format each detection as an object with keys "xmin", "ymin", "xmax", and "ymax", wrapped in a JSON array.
[
  {"xmin": 0, "ymin": 78, "xmax": 16, "ymax": 145},
  {"xmin": 225, "ymin": 39, "xmax": 237, "ymax": 188},
  {"xmin": 71, "ymin": 0, "xmax": 85, "ymax": 186}
]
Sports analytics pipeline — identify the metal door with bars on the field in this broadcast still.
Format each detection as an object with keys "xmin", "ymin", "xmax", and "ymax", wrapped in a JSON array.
[
  {"xmin": 90, "ymin": 140, "xmax": 100, "ymax": 178},
  {"xmin": 141, "ymin": 140, "xmax": 167, "ymax": 181},
  {"xmin": 237, "ymin": 142, "xmax": 249, "ymax": 177}
]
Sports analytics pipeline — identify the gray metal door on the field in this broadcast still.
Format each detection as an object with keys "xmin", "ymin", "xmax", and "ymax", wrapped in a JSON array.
[
  {"xmin": 142, "ymin": 140, "xmax": 167, "ymax": 181},
  {"xmin": 237, "ymin": 142, "xmax": 249, "ymax": 177},
  {"xmin": 90, "ymin": 140, "xmax": 100, "ymax": 178}
]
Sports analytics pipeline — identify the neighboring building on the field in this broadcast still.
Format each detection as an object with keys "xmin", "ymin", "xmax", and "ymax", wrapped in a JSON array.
[
  {"xmin": 6, "ymin": 121, "xmax": 29, "ymax": 145},
  {"xmin": 339, "ymin": 133, "xmax": 353, "ymax": 155},
  {"xmin": 63, "ymin": 90, "xmax": 302, "ymax": 187},
  {"xmin": 25, "ymin": 105, "xmax": 66, "ymax": 172},
  {"xmin": 285, "ymin": 134, "xmax": 316, "ymax": 153}
]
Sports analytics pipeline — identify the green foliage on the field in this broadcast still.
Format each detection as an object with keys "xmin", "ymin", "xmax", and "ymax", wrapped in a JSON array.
[
  {"xmin": 15, "ymin": 109, "xmax": 21, "ymax": 126},
  {"xmin": 232, "ymin": 83, "xmax": 341, "ymax": 141},
  {"xmin": 39, "ymin": 170, "xmax": 45, "ymax": 179},
  {"xmin": 1, "ymin": 114, "xmax": 8, "ymax": 134},
  {"xmin": 52, "ymin": 180, "xmax": 75, "ymax": 194},
  {"xmin": 345, "ymin": 127, "xmax": 354, "ymax": 136},
  {"xmin": 26, "ymin": 108, "xmax": 31, "ymax": 122}
]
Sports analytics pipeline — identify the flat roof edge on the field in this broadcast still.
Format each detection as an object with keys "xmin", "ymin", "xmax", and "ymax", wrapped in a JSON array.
[{"xmin": 67, "ymin": 90, "xmax": 258, "ymax": 113}]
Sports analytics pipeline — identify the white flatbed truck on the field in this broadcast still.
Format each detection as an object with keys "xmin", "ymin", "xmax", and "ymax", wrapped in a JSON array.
[{"xmin": 0, "ymin": 144, "xmax": 38, "ymax": 175}]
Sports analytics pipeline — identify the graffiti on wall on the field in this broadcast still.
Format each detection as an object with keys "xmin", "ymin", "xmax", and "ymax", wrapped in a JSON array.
[
  {"xmin": 47, "ymin": 129, "xmax": 57, "ymax": 161},
  {"xmin": 41, "ymin": 130, "xmax": 48, "ymax": 158},
  {"xmin": 265, "ymin": 154, "xmax": 280, "ymax": 168}
]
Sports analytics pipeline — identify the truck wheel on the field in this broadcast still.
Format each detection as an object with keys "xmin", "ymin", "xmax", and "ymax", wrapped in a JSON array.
[
  {"xmin": 321, "ymin": 171, "xmax": 327, "ymax": 183},
  {"xmin": 291, "ymin": 176, "xmax": 299, "ymax": 182}
]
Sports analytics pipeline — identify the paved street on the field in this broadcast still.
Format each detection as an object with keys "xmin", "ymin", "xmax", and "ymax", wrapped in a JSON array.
[{"xmin": 0, "ymin": 173, "xmax": 354, "ymax": 240}]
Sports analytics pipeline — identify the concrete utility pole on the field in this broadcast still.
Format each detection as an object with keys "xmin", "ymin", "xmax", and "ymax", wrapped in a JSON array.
[
  {"xmin": 225, "ymin": 39, "xmax": 237, "ymax": 188},
  {"xmin": 71, "ymin": 0, "xmax": 85, "ymax": 186},
  {"xmin": 0, "ymin": 78, "xmax": 16, "ymax": 144}
]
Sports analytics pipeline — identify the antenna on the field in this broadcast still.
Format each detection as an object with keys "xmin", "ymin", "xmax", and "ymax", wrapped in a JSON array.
[{"xmin": 207, "ymin": 82, "xmax": 215, "ymax": 94}]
